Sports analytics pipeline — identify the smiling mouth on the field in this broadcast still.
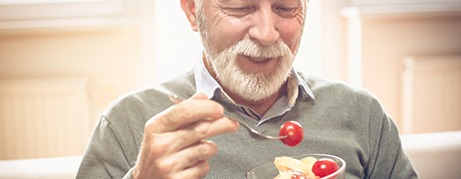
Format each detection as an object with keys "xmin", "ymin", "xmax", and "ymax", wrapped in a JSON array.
[{"xmin": 246, "ymin": 56, "xmax": 274, "ymax": 63}]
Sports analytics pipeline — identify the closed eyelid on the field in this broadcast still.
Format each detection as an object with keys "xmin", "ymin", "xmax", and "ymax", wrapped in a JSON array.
[
  {"xmin": 272, "ymin": 3, "xmax": 302, "ymax": 17},
  {"xmin": 220, "ymin": 5, "xmax": 258, "ymax": 17},
  {"xmin": 218, "ymin": 0, "xmax": 303, "ymax": 17},
  {"xmin": 228, "ymin": 6, "xmax": 257, "ymax": 12},
  {"xmin": 274, "ymin": 6, "xmax": 298, "ymax": 10}
]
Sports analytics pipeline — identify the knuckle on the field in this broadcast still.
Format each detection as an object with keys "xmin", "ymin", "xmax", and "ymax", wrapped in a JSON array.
[
  {"xmin": 159, "ymin": 106, "xmax": 193, "ymax": 128},
  {"xmin": 173, "ymin": 105, "xmax": 193, "ymax": 120},
  {"xmin": 144, "ymin": 112, "xmax": 171, "ymax": 132},
  {"xmin": 199, "ymin": 141, "xmax": 217, "ymax": 157},
  {"xmin": 206, "ymin": 142, "xmax": 218, "ymax": 156},
  {"xmin": 194, "ymin": 121, "xmax": 211, "ymax": 137},
  {"xmin": 150, "ymin": 144, "xmax": 166, "ymax": 156},
  {"xmin": 144, "ymin": 117, "xmax": 156, "ymax": 131},
  {"xmin": 142, "ymin": 134, "xmax": 170, "ymax": 157},
  {"xmin": 159, "ymin": 113, "xmax": 177, "ymax": 129},
  {"xmin": 211, "ymin": 102, "xmax": 224, "ymax": 116},
  {"xmin": 185, "ymin": 142, "xmax": 216, "ymax": 165},
  {"xmin": 203, "ymin": 161, "xmax": 211, "ymax": 174},
  {"xmin": 155, "ymin": 161, "xmax": 173, "ymax": 174},
  {"xmin": 152, "ymin": 105, "xmax": 191, "ymax": 132},
  {"xmin": 185, "ymin": 155, "xmax": 198, "ymax": 166},
  {"xmin": 197, "ymin": 161, "xmax": 211, "ymax": 178}
]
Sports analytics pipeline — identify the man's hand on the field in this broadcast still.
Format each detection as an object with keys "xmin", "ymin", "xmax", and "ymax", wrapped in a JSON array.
[{"xmin": 132, "ymin": 93, "xmax": 239, "ymax": 179}]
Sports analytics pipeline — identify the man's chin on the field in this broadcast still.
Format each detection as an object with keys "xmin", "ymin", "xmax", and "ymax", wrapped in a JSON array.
[{"xmin": 225, "ymin": 82, "xmax": 277, "ymax": 102}]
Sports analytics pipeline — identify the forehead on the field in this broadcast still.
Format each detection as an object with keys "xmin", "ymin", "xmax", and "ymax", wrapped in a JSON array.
[{"xmin": 214, "ymin": 0, "xmax": 303, "ymax": 4}]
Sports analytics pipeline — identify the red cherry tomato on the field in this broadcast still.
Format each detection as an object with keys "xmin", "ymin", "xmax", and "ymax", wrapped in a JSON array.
[
  {"xmin": 279, "ymin": 121, "xmax": 303, "ymax": 146},
  {"xmin": 312, "ymin": 158, "xmax": 338, "ymax": 177}
]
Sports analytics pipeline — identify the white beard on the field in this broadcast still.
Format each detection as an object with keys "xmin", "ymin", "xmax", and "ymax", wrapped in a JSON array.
[
  {"xmin": 204, "ymin": 39, "xmax": 294, "ymax": 102},
  {"xmin": 195, "ymin": 3, "xmax": 296, "ymax": 102}
]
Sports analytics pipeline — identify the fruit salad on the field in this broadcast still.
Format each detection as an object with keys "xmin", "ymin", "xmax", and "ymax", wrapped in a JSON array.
[{"xmin": 273, "ymin": 156, "xmax": 339, "ymax": 179}]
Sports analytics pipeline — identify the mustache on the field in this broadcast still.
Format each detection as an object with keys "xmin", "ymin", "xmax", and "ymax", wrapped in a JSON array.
[{"xmin": 225, "ymin": 39, "xmax": 293, "ymax": 60}]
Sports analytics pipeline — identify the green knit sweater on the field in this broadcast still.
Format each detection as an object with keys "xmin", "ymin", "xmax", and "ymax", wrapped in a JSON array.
[{"xmin": 77, "ymin": 71, "xmax": 418, "ymax": 179}]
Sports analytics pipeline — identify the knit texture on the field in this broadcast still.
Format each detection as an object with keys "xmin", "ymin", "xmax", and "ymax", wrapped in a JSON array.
[{"xmin": 76, "ymin": 71, "xmax": 418, "ymax": 179}]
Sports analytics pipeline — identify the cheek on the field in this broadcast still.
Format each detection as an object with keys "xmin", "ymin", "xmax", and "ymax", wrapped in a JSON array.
[
  {"xmin": 203, "ymin": 6, "xmax": 244, "ymax": 53},
  {"xmin": 278, "ymin": 23, "xmax": 303, "ymax": 51},
  {"xmin": 210, "ymin": 23, "xmax": 248, "ymax": 53},
  {"xmin": 277, "ymin": 18, "xmax": 303, "ymax": 48}
]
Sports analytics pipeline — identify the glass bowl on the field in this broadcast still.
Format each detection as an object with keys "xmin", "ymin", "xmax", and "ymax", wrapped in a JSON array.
[{"xmin": 245, "ymin": 153, "xmax": 346, "ymax": 179}]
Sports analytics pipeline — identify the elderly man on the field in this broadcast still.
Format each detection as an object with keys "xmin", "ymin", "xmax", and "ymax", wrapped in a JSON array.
[{"xmin": 77, "ymin": 0, "xmax": 418, "ymax": 178}]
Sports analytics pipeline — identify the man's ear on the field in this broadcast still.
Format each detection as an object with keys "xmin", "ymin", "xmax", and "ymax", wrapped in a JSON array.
[{"xmin": 181, "ymin": 0, "xmax": 199, "ymax": 32}]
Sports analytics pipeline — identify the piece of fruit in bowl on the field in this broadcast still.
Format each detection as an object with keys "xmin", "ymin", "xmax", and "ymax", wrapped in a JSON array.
[{"xmin": 273, "ymin": 155, "xmax": 343, "ymax": 179}]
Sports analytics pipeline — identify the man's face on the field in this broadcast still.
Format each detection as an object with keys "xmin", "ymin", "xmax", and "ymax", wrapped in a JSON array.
[{"xmin": 196, "ymin": 0, "xmax": 306, "ymax": 101}]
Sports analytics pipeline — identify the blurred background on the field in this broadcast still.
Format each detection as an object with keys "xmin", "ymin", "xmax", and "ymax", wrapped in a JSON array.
[{"xmin": 0, "ymin": 0, "xmax": 460, "ymax": 160}]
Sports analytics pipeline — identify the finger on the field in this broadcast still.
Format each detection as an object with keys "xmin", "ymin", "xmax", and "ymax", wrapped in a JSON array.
[
  {"xmin": 189, "ymin": 92, "xmax": 208, "ymax": 100},
  {"xmin": 170, "ymin": 92, "xmax": 207, "ymax": 104},
  {"xmin": 136, "ymin": 140, "xmax": 215, "ymax": 178},
  {"xmin": 162, "ymin": 140, "xmax": 216, "ymax": 172},
  {"xmin": 174, "ymin": 160, "xmax": 210, "ymax": 179},
  {"xmin": 166, "ymin": 116, "xmax": 238, "ymax": 153},
  {"xmin": 204, "ymin": 116, "xmax": 240, "ymax": 137},
  {"xmin": 146, "ymin": 99, "xmax": 225, "ymax": 133}
]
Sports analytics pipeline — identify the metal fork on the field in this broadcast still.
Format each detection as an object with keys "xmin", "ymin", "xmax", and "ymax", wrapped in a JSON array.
[{"xmin": 168, "ymin": 95, "xmax": 287, "ymax": 140}]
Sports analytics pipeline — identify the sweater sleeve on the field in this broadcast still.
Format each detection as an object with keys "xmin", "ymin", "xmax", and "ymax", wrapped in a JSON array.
[
  {"xmin": 365, "ymin": 103, "xmax": 418, "ymax": 178},
  {"xmin": 76, "ymin": 116, "xmax": 135, "ymax": 179}
]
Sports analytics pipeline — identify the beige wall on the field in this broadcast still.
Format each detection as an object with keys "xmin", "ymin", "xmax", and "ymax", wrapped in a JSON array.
[
  {"xmin": 0, "ymin": 27, "xmax": 142, "ymax": 128},
  {"xmin": 0, "ymin": 0, "xmax": 155, "ymax": 159},
  {"xmin": 360, "ymin": 13, "xmax": 461, "ymax": 131},
  {"xmin": 0, "ymin": 26, "xmax": 149, "ymax": 159}
]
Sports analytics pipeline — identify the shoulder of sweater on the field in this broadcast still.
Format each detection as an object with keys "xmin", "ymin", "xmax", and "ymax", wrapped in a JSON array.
[
  {"xmin": 298, "ymin": 73, "xmax": 389, "ymax": 129},
  {"xmin": 297, "ymin": 72, "xmax": 382, "ymax": 105},
  {"xmin": 100, "ymin": 71, "xmax": 196, "ymax": 123}
]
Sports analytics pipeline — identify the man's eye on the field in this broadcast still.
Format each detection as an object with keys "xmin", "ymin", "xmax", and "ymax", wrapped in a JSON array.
[
  {"xmin": 224, "ymin": 7, "xmax": 256, "ymax": 16},
  {"xmin": 274, "ymin": 6, "xmax": 298, "ymax": 17}
]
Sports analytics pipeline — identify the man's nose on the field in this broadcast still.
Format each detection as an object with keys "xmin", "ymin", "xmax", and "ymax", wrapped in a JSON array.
[{"xmin": 248, "ymin": 8, "xmax": 280, "ymax": 46}]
